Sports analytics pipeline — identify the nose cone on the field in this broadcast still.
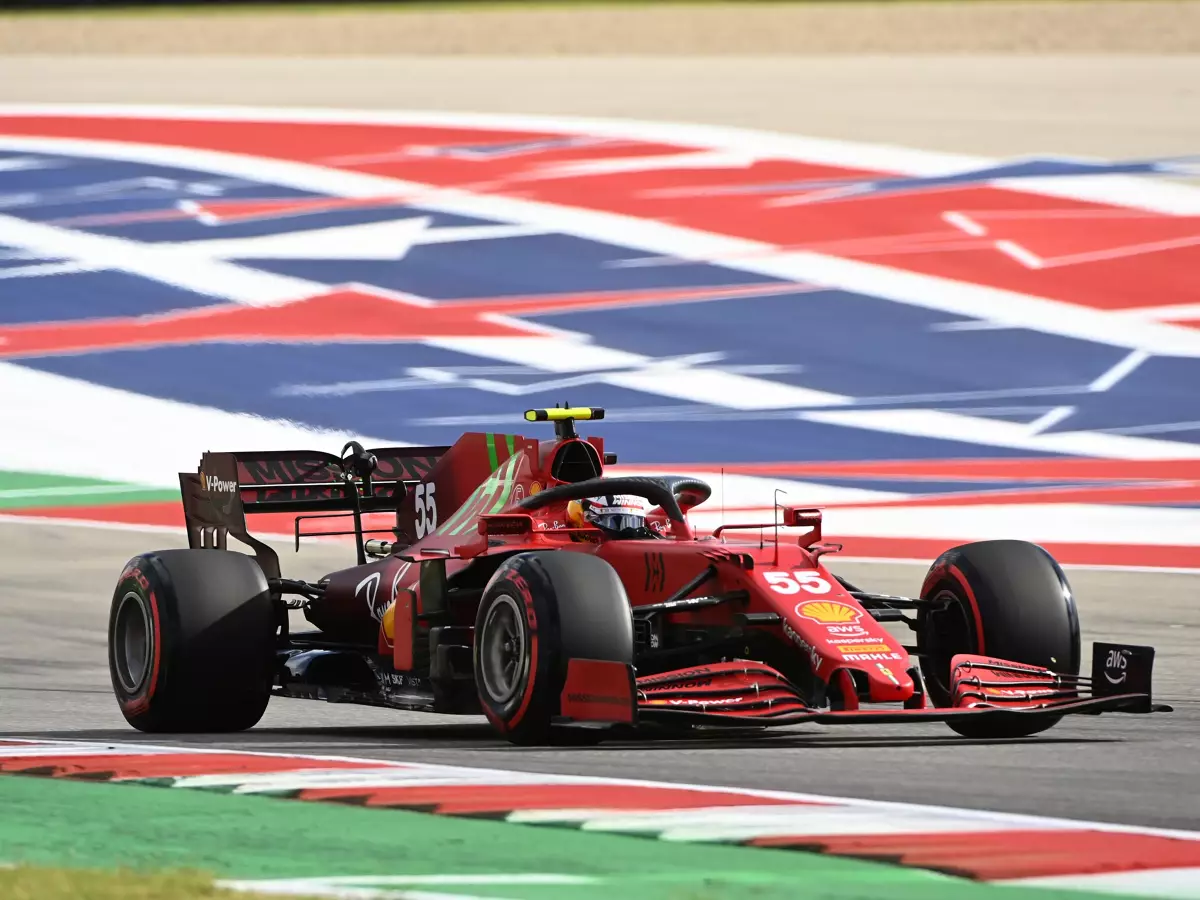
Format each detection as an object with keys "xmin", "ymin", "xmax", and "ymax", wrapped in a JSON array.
[{"xmin": 862, "ymin": 658, "xmax": 916, "ymax": 702}]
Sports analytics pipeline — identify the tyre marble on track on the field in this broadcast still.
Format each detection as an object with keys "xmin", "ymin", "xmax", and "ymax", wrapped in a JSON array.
[{"xmin": 2, "ymin": 521, "xmax": 1196, "ymax": 831}]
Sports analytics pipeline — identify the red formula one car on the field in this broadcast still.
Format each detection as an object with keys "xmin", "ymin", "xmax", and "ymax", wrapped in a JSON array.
[{"xmin": 107, "ymin": 406, "xmax": 1169, "ymax": 744}]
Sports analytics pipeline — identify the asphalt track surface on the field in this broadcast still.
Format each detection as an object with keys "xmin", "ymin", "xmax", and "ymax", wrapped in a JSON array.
[
  {"xmin": 4, "ymin": 56, "xmax": 1200, "ymax": 160},
  {"xmin": 3, "ymin": 520, "xmax": 1197, "ymax": 831},
  {"xmin": 1, "ymin": 47, "xmax": 1198, "ymax": 833}
]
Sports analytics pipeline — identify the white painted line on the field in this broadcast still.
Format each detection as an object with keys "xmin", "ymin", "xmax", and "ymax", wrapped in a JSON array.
[
  {"xmin": 943, "ymin": 211, "xmax": 987, "ymax": 237},
  {"xmin": 4, "ymin": 739, "xmax": 1200, "ymax": 845},
  {"xmin": 1090, "ymin": 350, "xmax": 1151, "ymax": 392},
  {"xmin": 0, "ymin": 213, "xmax": 318, "ymax": 306},
  {"xmin": 1003, "ymin": 867, "xmax": 1200, "ymax": 899},
  {"xmin": 219, "ymin": 875, "xmax": 603, "ymax": 900},
  {"xmin": 1101, "ymin": 420, "xmax": 1200, "ymax": 437},
  {"xmin": 0, "ymin": 484, "xmax": 155, "ymax": 500},
  {"xmin": 1038, "ymin": 235, "xmax": 1200, "ymax": 271},
  {"xmin": 514, "ymin": 149, "xmax": 758, "ymax": 180},
  {"xmin": 547, "ymin": 806, "xmax": 1040, "ymax": 841},
  {"xmin": 994, "ymin": 239, "xmax": 1044, "ymax": 269},
  {"xmin": 4, "ymin": 509, "xmax": 1196, "ymax": 571},
  {"xmin": 691, "ymin": 502, "xmax": 1200, "ymax": 546},
  {"xmin": 172, "ymin": 771, "xmax": 561, "ymax": 794},
  {"xmin": 0, "ymin": 261, "xmax": 92, "ymax": 279},
  {"xmin": 2, "ymin": 130, "xmax": 1199, "ymax": 475},
  {"xmin": 1026, "ymin": 405, "xmax": 1075, "ymax": 435},
  {"xmin": 800, "ymin": 407, "xmax": 1199, "ymax": 460},
  {"xmin": 0, "ymin": 361, "xmax": 399, "ymax": 488},
  {"xmin": 1117, "ymin": 303, "xmax": 1200, "ymax": 322},
  {"xmin": 8, "ymin": 103, "xmax": 1198, "ymax": 214},
  {"xmin": 221, "ymin": 883, "xmax": 493, "ymax": 900}
]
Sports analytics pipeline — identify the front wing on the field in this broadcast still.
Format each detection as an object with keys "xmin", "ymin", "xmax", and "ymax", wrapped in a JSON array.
[{"xmin": 622, "ymin": 642, "xmax": 1169, "ymax": 730}]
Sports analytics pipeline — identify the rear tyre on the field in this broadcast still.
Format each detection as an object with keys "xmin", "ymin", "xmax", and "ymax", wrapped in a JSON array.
[
  {"xmin": 108, "ymin": 549, "xmax": 277, "ymax": 733},
  {"xmin": 917, "ymin": 539, "xmax": 1080, "ymax": 739},
  {"xmin": 473, "ymin": 551, "xmax": 633, "ymax": 746}
]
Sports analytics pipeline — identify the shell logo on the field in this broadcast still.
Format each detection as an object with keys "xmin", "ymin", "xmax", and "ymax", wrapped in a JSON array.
[
  {"xmin": 795, "ymin": 600, "xmax": 863, "ymax": 624},
  {"xmin": 382, "ymin": 602, "xmax": 396, "ymax": 644}
]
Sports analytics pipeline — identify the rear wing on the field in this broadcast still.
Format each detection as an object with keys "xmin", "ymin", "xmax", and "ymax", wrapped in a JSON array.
[{"xmin": 180, "ymin": 443, "xmax": 448, "ymax": 578}]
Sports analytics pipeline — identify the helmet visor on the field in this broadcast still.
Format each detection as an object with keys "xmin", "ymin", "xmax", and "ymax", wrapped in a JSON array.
[{"xmin": 589, "ymin": 512, "xmax": 646, "ymax": 534}]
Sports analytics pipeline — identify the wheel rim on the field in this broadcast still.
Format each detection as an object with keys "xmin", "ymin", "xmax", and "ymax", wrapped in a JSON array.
[
  {"xmin": 479, "ymin": 594, "xmax": 527, "ymax": 705},
  {"xmin": 922, "ymin": 588, "xmax": 973, "ymax": 698},
  {"xmin": 113, "ymin": 591, "xmax": 152, "ymax": 694}
]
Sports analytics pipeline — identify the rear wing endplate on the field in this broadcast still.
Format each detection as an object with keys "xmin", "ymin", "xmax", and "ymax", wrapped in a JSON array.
[{"xmin": 180, "ymin": 444, "xmax": 447, "ymax": 578}]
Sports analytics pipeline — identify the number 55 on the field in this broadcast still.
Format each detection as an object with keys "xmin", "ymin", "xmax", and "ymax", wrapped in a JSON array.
[
  {"xmin": 763, "ymin": 569, "xmax": 832, "ymax": 595},
  {"xmin": 414, "ymin": 482, "xmax": 438, "ymax": 538}
]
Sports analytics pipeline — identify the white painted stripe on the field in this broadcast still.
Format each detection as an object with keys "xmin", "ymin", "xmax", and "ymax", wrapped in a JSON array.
[
  {"xmin": 0, "ymin": 484, "xmax": 156, "ymax": 500},
  {"xmin": 5, "ymin": 103, "xmax": 1198, "ymax": 214},
  {"xmin": 994, "ymin": 239, "xmax": 1044, "ymax": 269},
  {"xmin": 166, "ymin": 770, "xmax": 565, "ymax": 793},
  {"xmin": 222, "ymin": 884, "xmax": 494, "ymax": 900},
  {"xmin": 607, "ymin": 469, "xmax": 909, "ymax": 507},
  {"xmin": 2, "ymin": 131, "xmax": 1197, "ymax": 462},
  {"xmin": 0, "ymin": 362, "xmax": 398, "ymax": 488},
  {"xmin": 0, "ymin": 155, "xmax": 55, "ymax": 172},
  {"xmin": 800, "ymin": 408, "xmax": 1200, "ymax": 459},
  {"xmin": 1118, "ymin": 303, "xmax": 1200, "ymax": 322},
  {"xmin": 1003, "ymin": 867, "xmax": 1200, "ymax": 899},
  {"xmin": 0, "ymin": 512, "xmax": 283, "ymax": 539},
  {"xmin": 1026, "ymin": 405, "xmax": 1075, "ymax": 435},
  {"xmin": 518, "ymin": 149, "xmax": 758, "ymax": 180},
  {"xmin": 6, "ymin": 740, "xmax": 1200, "ymax": 845},
  {"xmin": 0, "ymin": 261, "xmax": 91, "ymax": 279},
  {"xmin": 514, "ymin": 806, "xmax": 1035, "ymax": 840},
  {"xmin": 690, "ymin": 503, "xmax": 1200, "ymax": 547},
  {"xmin": 1089, "ymin": 350, "xmax": 1150, "ymax": 392},
  {"xmin": 0, "ymin": 213, "xmax": 318, "ymax": 306},
  {"xmin": 943, "ymin": 211, "xmax": 987, "ymax": 237},
  {"xmin": 0, "ymin": 745, "xmax": 185, "ymax": 759},
  {"xmin": 168, "ymin": 217, "xmax": 436, "ymax": 261},
  {"xmin": 226, "ymin": 875, "xmax": 598, "ymax": 888}
]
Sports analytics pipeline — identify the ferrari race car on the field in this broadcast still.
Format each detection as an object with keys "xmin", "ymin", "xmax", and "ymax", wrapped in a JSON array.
[{"xmin": 107, "ymin": 406, "xmax": 1170, "ymax": 744}]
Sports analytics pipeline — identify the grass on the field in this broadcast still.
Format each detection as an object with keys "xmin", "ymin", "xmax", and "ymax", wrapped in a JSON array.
[{"xmin": 0, "ymin": 866, "xmax": 316, "ymax": 900}]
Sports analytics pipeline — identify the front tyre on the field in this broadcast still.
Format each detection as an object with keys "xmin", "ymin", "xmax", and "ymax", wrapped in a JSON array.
[
  {"xmin": 473, "ymin": 551, "xmax": 633, "ymax": 746},
  {"xmin": 108, "ymin": 549, "xmax": 277, "ymax": 733},
  {"xmin": 917, "ymin": 539, "xmax": 1080, "ymax": 739}
]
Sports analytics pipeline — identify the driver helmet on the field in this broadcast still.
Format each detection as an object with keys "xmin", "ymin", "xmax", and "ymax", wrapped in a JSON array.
[{"xmin": 567, "ymin": 493, "xmax": 651, "ymax": 537}]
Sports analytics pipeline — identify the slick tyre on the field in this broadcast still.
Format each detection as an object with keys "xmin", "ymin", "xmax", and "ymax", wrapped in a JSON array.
[
  {"xmin": 917, "ymin": 539, "xmax": 1081, "ymax": 739},
  {"xmin": 473, "ymin": 551, "xmax": 633, "ymax": 746},
  {"xmin": 108, "ymin": 549, "xmax": 276, "ymax": 733}
]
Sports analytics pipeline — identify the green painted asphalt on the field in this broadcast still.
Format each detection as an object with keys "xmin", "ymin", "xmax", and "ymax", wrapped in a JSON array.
[
  {"xmin": 0, "ymin": 774, "xmax": 1146, "ymax": 900},
  {"xmin": 0, "ymin": 470, "xmax": 176, "ymax": 510}
]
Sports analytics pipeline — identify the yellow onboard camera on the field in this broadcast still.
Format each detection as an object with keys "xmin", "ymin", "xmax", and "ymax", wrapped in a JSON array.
[{"xmin": 524, "ymin": 407, "xmax": 605, "ymax": 423}]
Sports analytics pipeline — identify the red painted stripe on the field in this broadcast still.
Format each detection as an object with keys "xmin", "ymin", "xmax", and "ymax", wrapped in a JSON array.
[
  {"xmin": 751, "ymin": 830, "xmax": 1200, "ymax": 881},
  {"xmin": 5, "ymin": 115, "xmax": 1196, "ymax": 315},
  {"xmin": 298, "ymin": 783, "xmax": 810, "ymax": 814},
  {"xmin": 6, "ymin": 504, "xmax": 1199, "ymax": 568},
  {"xmin": 0, "ymin": 502, "xmax": 395, "ymax": 540},
  {"xmin": 0, "ymin": 752, "xmax": 396, "ymax": 780},
  {"xmin": 821, "ymin": 481, "xmax": 1200, "ymax": 509},
  {"xmin": 827, "ymin": 536, "xmax": 1200, "ymax": 569},
  {"xmin": 698, "ymin": 477, "xmax": 1200, "ymax": 511},
  {"xmin": 625, "ymin": 458, "xmax": 1200, "ymax": 483}
]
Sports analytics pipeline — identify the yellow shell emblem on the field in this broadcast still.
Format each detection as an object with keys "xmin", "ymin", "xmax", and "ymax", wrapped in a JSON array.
[
  {"xmin": 795, "ymin": 600, "xmax": 862, "ymax": 624},
  {"xmin": 382, "ymin": 601, "xmax": 396, "ymax": 644}
]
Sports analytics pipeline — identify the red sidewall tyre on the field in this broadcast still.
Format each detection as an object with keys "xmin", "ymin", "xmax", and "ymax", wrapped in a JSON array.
[
  {"xmin": 918, "ymin": 539, "xmax": 1081, "ymax": 739},
  {"xmin": 108, "ymin": 549, "xmax": 276, "ymax": 733},
  {"xmin": 473, "ymin": 551, "xmax": 632, "ymax": 746}
]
